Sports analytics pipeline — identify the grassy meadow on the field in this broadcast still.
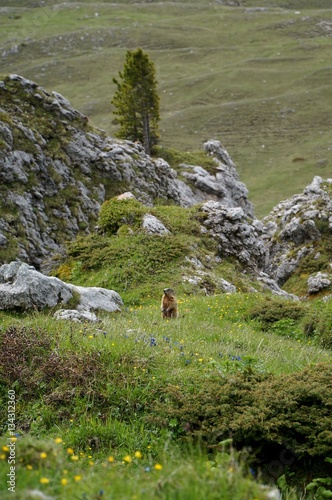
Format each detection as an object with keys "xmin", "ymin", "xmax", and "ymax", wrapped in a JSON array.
[
  {"xmin": 1, "ymin": 194, "xmax": 332, "ymax": 498},
  {"xmin": 1, "ymin": 0, "xmax": 332, "ymax": 216},
  {"xmin": 1, "ymin": 291, "xmax": 332, "ymax": 499}
]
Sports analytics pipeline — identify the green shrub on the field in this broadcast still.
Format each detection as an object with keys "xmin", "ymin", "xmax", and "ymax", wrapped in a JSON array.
[
  {"xmin": 98, "ymin": 197, "xmax": 146, "ymax": 235},
  {"xmin": 248, "ymin": 297, "xmax": 307, "ymax": 330},
  {"xmin": 302, "ymin": 302, "xmax": 332, "ymax": 349},
  {"xmin": 149, "ymin": 363, "xmax": 332, "ymax": 482}
]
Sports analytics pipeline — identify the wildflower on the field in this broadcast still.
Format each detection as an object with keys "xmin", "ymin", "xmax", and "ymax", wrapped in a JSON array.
[
  {"xmin": 61, "ymin": 478, "xmax": 68, "ymax": 486},
  {"xmin": 74, "ymin": 475, "xmax": 82, "ymax": 481},
  {"xmin": 154, "ymin": 463, "xmax": 163, "ymax": 470},
  {"xmin": 71, "ymin": 455, "xmax": 79, "ymax": 461},
  {"xmin": 10, "ymin": 437, "xmax": 17, "ymax": 442},
  {"xmin": 67, "ymin": 447, "xmax": 74, "ymax": 455},
  {"xmin": 40, "ymin": 477, "xmax": 50, "ymax": 484},
  {"xmin": 123, "ymin": 455, "xmax": 132, "ymax": 463},
  {"xmin": 54, "ymin": 437, "xmax": 63, "ymax": 444},
  {"xmin": 134, "ymin": 451, "xmax": 142, "ymax": 459},
  {"xmin": 88, "ymin": 335, "xmax": 93, "ymax": 339},
  {"xmin": 0, "ymin": 454, "xmax": 6, "ymax": 460},
  {"xmin": 26, "ymin": 465, "xmax": 33, "ymax": 470},
  {"xmin": 108, "ymin": 456, "xmax": 115, "ymax": 463},
  {"xmin": 2, "ymin": 446, "xmax": 9, "ymax": 452},
  {"xmin": 40, "ymin": 452, "xmax": 47, "ymax": 459}
]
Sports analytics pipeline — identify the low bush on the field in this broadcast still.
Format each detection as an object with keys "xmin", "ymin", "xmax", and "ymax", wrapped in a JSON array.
[
  {"xmin": 248, "ymin": 297, "xmax": 307, "ymax": 330},
  {"xmin": 149, "ymin": 363, "xmax": 332, "ymax": 483}
]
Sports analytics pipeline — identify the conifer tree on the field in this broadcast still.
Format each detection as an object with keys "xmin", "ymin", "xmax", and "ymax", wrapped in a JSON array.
[{"xmin": 111, "ymin": 48, "xmax": 160, "ymax": 155}]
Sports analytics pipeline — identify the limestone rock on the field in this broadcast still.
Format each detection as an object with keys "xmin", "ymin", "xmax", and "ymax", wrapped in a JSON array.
[
  {"xmin": 54, "ymin": 309, "xmax": 99, "ymax": 322},
  {"xmin": 307, "ymin": 272, "xmax": 331, "ymax": 294},
  {"xmin": 262, "ymin": 176, "xmax": 332, "ymax": 285},
  {"xmin": 0, "ymin": 262, "xmax": 73, "ymax": 309},
  {"xmin": 199, "ymin": 200, "xmax": 266, "ymax": 269},
  {"xmin": 142, "ymin": 214, "xmax": 170, "ymax": 235},
  {"xmin": 70, "ymin": 285, "xmax": 123, "ymax": 313},
  {"xmin": 0, "ymin": 262, "xmax": 123, "ymax": 312}
]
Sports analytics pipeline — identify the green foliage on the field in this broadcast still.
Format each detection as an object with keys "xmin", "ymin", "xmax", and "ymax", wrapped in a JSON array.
[
  {"xmin": 302, "ymin": 301, "xmax": 332, "ymax": 349},
  {"xmin": 151, "ymin": 363, "xmax": 332, "ymax": 480},
  {"xmin": 65, "ymin": 231, "xmax": 190, "ymax": 302},
  {"xmin": 0, "ymin": 292, "xmax": 331, "ymax": 498},
  {"xmin": 98, "ymin": 197, "xmax": 146, "ymax": 235},
  {"xmin": 111, "ymin": 48, "xmax": 160, "ymax": 154},
  {"xmin": 306, "ymin": 459, "xmax": 332, "ymax": 499},
  {"xmin": 248, "ymin": 297, "xmax": 307, "ymax": 330}
]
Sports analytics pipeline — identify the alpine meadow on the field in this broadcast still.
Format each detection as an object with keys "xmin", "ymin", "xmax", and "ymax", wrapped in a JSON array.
[{"xmin": 0, "ymin": 1, "xmax": 332, "ymax": 499}]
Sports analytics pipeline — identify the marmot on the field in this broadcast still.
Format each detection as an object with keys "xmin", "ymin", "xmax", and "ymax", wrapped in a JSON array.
[{"xmin": 161, "ymin": 288, "xmax": 178, "ymax": 319}]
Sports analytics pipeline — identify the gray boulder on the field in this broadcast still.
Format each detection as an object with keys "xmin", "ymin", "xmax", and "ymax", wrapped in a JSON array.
[
  {"xmin": 0, "ymin": 262, "xmax": 73, "ymax": 309},
  {"xmin": 54, "ymin": 309, "xmax": 99, "ymax": 322},
  {"xmin": 307, "ymin": 272, "xmax": 331, "ymax": 294},
  {"xmin": 142, "ymin": 214, "xmax": 170, "ymax": 235},
  {"xmin": 0, "ymin": 262, "xmax": 123, "ymax": 312},
  {"xmin": 71, "ymin": 285, "xmax": 123, "ymax": 313}
]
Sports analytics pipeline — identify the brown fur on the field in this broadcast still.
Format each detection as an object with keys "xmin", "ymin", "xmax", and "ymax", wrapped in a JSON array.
[{"xmin": 161, "ymin": 288, "xmax": 178, "ymax": 319}]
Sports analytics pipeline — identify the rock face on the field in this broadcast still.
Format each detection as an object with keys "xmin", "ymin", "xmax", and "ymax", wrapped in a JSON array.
[
  {"xmin": 199, "ymin": 201, "xmax": 266, "ymax": 269},
  {"xmin": 0, "ymin": 75, "xmax": 253, "ymax": 267},
  {"xmin": 0, "ymin": 262, "xmax": 123, "ymax": 312},
  {"xmin": 262, "ymin": 176, "xmax": 332, "ymax": 287}
]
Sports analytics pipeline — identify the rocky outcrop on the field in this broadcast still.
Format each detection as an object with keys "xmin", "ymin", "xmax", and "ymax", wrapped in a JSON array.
[
  {"xmin": 199, "ymin": 201, "xmax": 266, "ymax": 269},
  {"xmin": 0, "ymin": 75, "xmax": 253, "ymax": 267},
  {"xmin": 262, "ymin": 176, "xmax": 332, "ymax": 286},
  {"xmin": 0, "ymin": 261, "xmax": 123, "ymax": 312}
]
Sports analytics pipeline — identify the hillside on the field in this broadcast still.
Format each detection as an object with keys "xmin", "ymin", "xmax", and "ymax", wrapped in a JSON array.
[{"xmin": 1, "ymin": 0, "xmax": 332, "ymax": 216}]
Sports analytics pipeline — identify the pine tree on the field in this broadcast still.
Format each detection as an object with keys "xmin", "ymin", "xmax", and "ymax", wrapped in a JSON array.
[{"xmin": 111, "ymin": 48, "xmax": 160, "ymax": 155}]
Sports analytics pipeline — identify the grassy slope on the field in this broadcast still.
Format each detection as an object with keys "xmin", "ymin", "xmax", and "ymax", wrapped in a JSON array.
[
  {"xmin": 0, "ymin": 293, "xmax": 331, "ymax": 499},
  {"xmin": 1, "ymin": 0, "xmax": 332, "ymax": 217},
  {"xmin": 0, "ymin": 197, "xmax": 332, "ymax": 498}
]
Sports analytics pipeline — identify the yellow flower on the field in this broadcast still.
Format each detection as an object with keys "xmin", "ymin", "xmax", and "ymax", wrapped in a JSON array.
[
  {"xmin": 89, "ymin": 461, "xmax": 94, "ymax": 466},
  {"xmin": 108, "ymin": 456, "xmax": 115, "ymax": 463},
  {"xmin": 154, "ymin": 463, "xmax": 163, "ymax": 470},
  {"xmin": 26, "ymin": 465, "xmax": 33, "ymax": 470},
  {"xmin": 40, "ymin": 452, "xmax": 47, "ymax": 459},
  {"xmin": 61, "ymin": 478, "xmax": 68, "ymax": 486},
  {"xmin": 123, "ymin": 455, "xmax": 132, "ymax": 463},
  {"xmin": 134, "ymin": 451, "xmax": 142, "ymax": 459},
  {"xmin": 10, "ymin": 437, "xmax": 17, "ymax": 442},
  {"xmin": 40, "ymin": 477, "xmax": 50, "ymax": 484},
  {"xmin": 54, "ymin": 437, "xmax": 63, "ymax": 444},
  {"xmin": 88, "ymin": 335, "xmax": 93, "ymax": 339},
  {"xmin": 67, "ymin": 447, "xmax": 74, "ymax": 455},
  {"xmin": 71, "ymin": 455, "xmax": 79, "ymax": 461},
  {"xmin": 74, "ymin": 475, "xmax": 82, "ymax": 482},
  {"xmin": 2, "ymin": 446, "xmax": 9, "ymax": 452},
  {"xmin": 0, "ymin": 454, "xmax": 6, "ymax": 460}
]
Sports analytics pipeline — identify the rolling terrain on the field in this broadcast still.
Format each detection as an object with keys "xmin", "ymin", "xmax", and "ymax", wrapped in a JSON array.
[{"xmin": 1, "ymin": 0, "xmax": 331, "ymax": 217}]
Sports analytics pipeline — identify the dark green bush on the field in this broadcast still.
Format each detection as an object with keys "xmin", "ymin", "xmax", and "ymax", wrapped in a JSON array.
[
  {"xmin": 248, "ymin": 297, "xmax": 307, "ymax": 330},
  {"xmin": 149, "ymin": 363, "xmax": 332, "ymax": 480}
]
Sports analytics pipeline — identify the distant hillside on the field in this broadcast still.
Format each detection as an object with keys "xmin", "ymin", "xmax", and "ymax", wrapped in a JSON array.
[{"xmin": 1, "ymin": 0, "xmax": 331, "ymax": 216}]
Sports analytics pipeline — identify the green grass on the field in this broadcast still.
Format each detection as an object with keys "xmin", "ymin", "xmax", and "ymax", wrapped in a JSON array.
[
  {"xmin": 0, "ymin": 292, "xmax": 331, "ymax": 498},
  {"xmin": 1, "ymin": 0, "xmax": 332, "ymax": 217}
]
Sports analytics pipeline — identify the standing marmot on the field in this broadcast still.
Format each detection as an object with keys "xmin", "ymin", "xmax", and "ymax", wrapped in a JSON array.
[{"xmin": 161, "ymin": 288, "xmax": 178, "ymax": 319}]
